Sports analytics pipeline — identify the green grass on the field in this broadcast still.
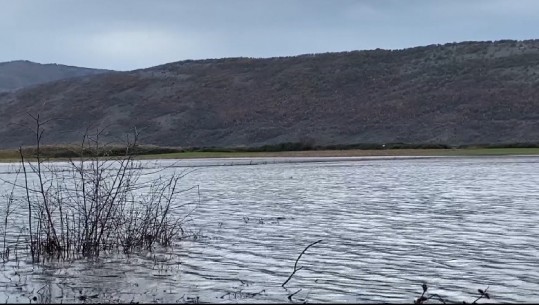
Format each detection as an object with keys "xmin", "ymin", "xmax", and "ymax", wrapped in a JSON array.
[
  {"xmin": 2, "ymin": 147, "xmax": 539, "ymax": 163},
  {"xmin": 0, "ymin": 149, "xmax": 20, "ymax": 162},
  {"xmin": 136, "ymin": 147, "xmax": 539, "ymax": 160},
  {"xmin": 433, "ymin": 147, "xmax": 539, "ymax": 156}
]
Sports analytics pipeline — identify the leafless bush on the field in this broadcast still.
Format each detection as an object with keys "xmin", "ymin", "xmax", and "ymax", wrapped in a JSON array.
[
  {"xmin": 11, "ymin": 114, "xmax": 196, "ymax": 262},
  {"xmin": 0, "ymin": 168, "xmax": 20, "ymax": 262}
]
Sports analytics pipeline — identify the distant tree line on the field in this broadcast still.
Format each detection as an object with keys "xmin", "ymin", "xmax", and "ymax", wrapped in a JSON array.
[{"xmin": 13, "ymin": 141, "xmax": 539, "ymax": 159}]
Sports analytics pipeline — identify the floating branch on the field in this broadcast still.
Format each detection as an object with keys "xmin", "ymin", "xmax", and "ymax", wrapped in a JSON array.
[
  {"xmin": 282, "ymin": 239, "xmax": 323, "ymax": 288},
  {"xmin": 415, "ymin": 284, "xmax": 491, "ymax": 304}
]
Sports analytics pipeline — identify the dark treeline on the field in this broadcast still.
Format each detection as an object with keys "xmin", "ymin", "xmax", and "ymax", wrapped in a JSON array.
[
  {"xmin": 11, "ymin": 141, "xmax": 539, "ymax": 159},
  {"xmin": 17, "ymin": 144, "xmax": 181, "ymax": 159}
]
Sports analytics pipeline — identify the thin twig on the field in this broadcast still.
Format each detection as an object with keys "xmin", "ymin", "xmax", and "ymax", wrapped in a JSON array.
[
  {"xmin": 19, "ymin": 147, "xmax": 35, "ymax": 263},
  {"xmin": 287, "ymin": 288, "xmax": 302, "ymax": 301},
  {"xmin": 472, "ymin": 286, "xmax": 489, "ymax": 304},
  {"xmin": 282, "ymin": 239, "xmax": 323, "ymax": 287}
]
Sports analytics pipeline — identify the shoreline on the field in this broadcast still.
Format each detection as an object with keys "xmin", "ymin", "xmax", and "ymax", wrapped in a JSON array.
[
  {"xmin": 2, "ymin": 147, "xmax": 539, "ymax": 164},
  {"xmin": 134, "ymin": 147, "xmax": 539, "ymax": 162}
]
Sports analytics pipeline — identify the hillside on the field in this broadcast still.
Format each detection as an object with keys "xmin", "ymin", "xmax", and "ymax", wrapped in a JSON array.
[
  {"xmin": 0, "ymin": 60, "xmax": 111, "ymax": 92},
  {"xmin": 1, "ymin": 39, "xmax": 539, "ymax": 149}
]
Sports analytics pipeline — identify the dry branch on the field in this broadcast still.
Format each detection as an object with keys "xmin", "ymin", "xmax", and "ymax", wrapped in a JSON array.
[{"xmin": 282, "ymin": 239, "xmax": 323, "ymax": 288}]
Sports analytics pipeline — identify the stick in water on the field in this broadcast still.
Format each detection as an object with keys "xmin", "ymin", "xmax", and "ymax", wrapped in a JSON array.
[{"xmin": 282, "ymin": 239, "xmax": 323, "ymax": 288}]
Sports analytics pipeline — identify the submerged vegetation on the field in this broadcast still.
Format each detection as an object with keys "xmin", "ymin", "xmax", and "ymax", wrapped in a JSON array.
[
  {"xmin": 414, "ymin": 284, "xmax": 491, "ymax": 304},
  {"xmin": 1, "ymin": 114, "xmax": 196, "ymax": 262}
]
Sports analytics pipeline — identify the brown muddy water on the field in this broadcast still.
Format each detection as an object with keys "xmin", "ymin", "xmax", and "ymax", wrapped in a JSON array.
[{"xmin": 0, "ymin": 156, "xmax": 538, "ymax": 303}]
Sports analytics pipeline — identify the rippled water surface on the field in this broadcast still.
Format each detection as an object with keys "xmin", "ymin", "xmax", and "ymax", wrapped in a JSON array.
[{"xmin": 0, "ymin": 156, "xmax": 538, "ymax": 303}]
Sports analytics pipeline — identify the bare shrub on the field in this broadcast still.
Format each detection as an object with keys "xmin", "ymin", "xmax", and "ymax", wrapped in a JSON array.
[
  {"xmin": 13, "ymin": 114, "xmax": 196, "ymax": 262},
  {"xmin": 0, "ymin": 167, "xmax": 20, "ymax": 262}
]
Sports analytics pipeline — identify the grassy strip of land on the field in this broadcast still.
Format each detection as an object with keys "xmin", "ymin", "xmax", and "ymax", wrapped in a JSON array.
[
  {"xmin": 136, "ymin": 147, "xmax": 539, "ymax": 160},
  {"xmin": 0, "ymin": 149, "xmax": 20, "ymax": 162},
  {"xmin": 3, "ymin": 146, "xmax": 539, "ymax": 163}
]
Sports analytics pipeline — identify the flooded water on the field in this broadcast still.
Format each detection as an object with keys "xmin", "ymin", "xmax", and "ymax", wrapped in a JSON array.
[{"xmin": 0, "ymin": 156, "xmax": 538, "ymax": 303}]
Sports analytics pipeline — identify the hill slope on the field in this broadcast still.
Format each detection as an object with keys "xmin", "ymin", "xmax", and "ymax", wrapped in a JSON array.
[
  {"xmin": 0, "ymin": 60, "xmax": 111, "ymax": 92},
  {"xmin": 1, "ymin": 40, "xmax": 539, "ymax": 149}
]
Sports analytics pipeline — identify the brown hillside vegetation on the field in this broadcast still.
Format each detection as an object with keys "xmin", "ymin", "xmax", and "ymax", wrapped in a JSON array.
[{"xmin": 1, "ymin": 39, "xmax": 539, "ymax": 149}]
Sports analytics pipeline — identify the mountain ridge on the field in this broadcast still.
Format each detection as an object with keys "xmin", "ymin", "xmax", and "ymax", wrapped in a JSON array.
[
  {"xmin": 1, "ymin": 39, "xmax": 539, "ymax": 149},
  {"xmin": 0, "ymin": 60, "xmax": 112, "ymax": 92}
]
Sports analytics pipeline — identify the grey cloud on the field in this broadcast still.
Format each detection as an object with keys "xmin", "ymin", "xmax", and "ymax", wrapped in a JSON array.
[{"xmin": 1, "ymin": 0, "xmax": 538, "ymax": 70}]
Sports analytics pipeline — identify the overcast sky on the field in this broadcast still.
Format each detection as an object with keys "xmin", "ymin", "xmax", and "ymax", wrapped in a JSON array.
[{"xmin": 1, "ymin": 0, "xmax": 538, "ymax": 71}]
